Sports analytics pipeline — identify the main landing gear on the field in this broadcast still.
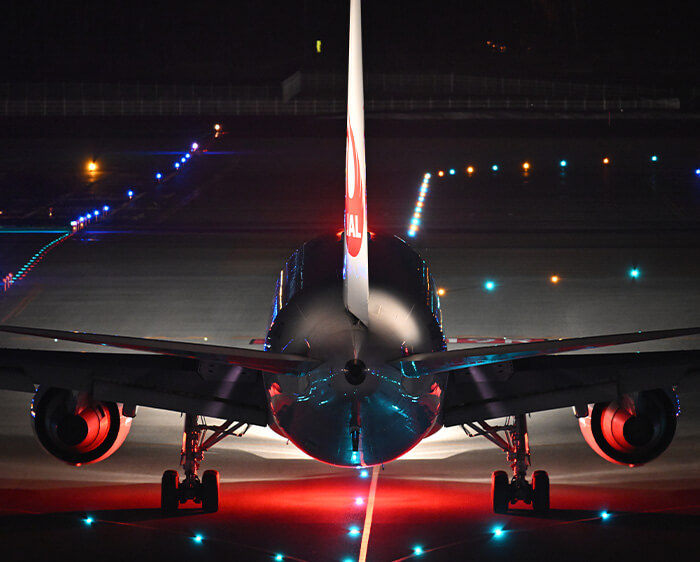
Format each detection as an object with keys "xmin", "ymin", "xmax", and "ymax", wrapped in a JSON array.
[
  {"xmin": 161, "ymin": 414, "xmax": 249, "ymax": 513},
  {"xmin": 463, "ymin": 414, "xmax": 550, "ymax": 515}
]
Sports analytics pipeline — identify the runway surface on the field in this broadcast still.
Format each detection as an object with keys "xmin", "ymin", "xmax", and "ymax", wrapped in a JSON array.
[{"xmin": 1, "ymin": 117, "xmax": 699, "ymax": 561}]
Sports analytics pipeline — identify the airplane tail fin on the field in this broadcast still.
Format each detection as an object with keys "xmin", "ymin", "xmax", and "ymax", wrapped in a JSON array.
[{"xmin": 344, "ymin": 0, "xmax": 370, "ymax": 326}]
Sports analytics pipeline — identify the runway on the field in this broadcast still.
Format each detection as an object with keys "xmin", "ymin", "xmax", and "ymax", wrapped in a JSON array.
[{"xmin": 1, "ymin": 117, "xmax": 699, "ymax": 560}]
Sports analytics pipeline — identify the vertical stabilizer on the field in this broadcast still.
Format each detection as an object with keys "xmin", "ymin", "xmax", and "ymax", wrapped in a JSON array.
[{"xmin": 344, "ymin": 0, "xmax": 370, "ymax": 327}]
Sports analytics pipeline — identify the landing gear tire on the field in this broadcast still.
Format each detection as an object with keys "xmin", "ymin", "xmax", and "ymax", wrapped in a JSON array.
[
  {"xmin": 161, "ymin": 469, "xmax": 180, "ymax": 512},
  {"xmin": 532, "ymin": 470, "xmax": 550, "ymax": 514},
  {"xmin": 491, "ymin": 470, "xmax": 510, "ymax": 514},
  {"xmin": 201, "ymin": 469, "xmax": 220, "ymax": 513}
]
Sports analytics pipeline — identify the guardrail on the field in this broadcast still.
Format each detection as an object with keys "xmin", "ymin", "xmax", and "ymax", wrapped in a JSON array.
[{"xmin": 0, "ymin": 97, "xmax": 680, "ymax": 117}]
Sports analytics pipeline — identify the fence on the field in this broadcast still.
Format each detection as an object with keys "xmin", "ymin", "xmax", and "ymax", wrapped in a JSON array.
[
  {"xmin": 0, "ymin": 97, "xmax": 681, "ymax": 117},
  {"xmin": 292, "ymin": 72, "xmax": 678, "ymax": 99}
]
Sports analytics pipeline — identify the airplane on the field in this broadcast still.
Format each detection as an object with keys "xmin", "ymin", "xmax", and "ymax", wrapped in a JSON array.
[{"xmin": 1, "ymin": 0, "xmax": 699, "ymax": 515}]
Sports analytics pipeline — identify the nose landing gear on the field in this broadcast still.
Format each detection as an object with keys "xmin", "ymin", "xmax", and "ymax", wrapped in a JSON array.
[{"xmin": 464, "ymin": 414, "xmax": 550, "ymax": 514}]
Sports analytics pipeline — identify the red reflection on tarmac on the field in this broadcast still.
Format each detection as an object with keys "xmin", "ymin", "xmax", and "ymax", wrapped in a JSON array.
[{"xmin": 1, "ymin": 475, "xmax": 699, "ymax": 561}]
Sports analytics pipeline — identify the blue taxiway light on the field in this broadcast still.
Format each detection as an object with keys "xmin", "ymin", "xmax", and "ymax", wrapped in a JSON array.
[
  {"xmin": 174, "ymin": 162, "xmax": 180, "ymax": 169},
  {"xmin": 156, "ymin": 172, "xmax": 162, "ymax": 180},
  {"xmin": 103, "ymin": 205, "xmax": 110, "ymax": 212},
  {"xmin": 127, "ymin": 190, "xmax": 134, "ymax": 197},
  {"xmin": 695, "ymin": 169, "xmax": 700, "ymax": 176}
]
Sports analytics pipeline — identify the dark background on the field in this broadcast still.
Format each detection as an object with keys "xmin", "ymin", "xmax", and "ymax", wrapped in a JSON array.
[{"xmin": 2, "ymin": 1, "xmax": 698, "ymax": 85}]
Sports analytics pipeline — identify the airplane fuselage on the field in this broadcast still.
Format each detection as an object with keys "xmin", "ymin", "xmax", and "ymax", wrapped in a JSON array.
[{"xmin": 264, "ymin": 234, "xmax": 447, "ymax": 466}]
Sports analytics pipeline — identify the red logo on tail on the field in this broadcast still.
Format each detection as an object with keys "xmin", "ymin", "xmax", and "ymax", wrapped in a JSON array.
[{"xmin": 346, "ymin": 125, "xmax": 364, "ymax": 257}]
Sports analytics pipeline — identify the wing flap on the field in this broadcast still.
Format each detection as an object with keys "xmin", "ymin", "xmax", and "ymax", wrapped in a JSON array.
[
  {"xmin": 442, "ymin": 350, "xmax": 700, "ymax": 426},
  {"xmin": 0, "ymin": 348, "xmax": 269, "ymax": 425}
]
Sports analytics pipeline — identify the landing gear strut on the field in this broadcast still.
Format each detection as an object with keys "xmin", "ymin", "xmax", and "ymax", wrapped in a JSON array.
[
  {"xmin": 160, "ymin": 414, "xmax": 249, "ymax": 513},
  {"xmin": 463, "ymin": 414, "xmax": 550, "ymax": 514}
]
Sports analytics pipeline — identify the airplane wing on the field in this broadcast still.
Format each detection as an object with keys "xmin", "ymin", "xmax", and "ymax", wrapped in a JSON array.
[
  {"xmin": 391, "ymin": 326, "xmax": 700, "ymax": 377},
  {"xmin": 0, "ymin": 325, "xmax": 323, "ymax": 425},
  {"xmin": 440, "ymin": 350, "xmax": 700, "ymax": 426},
  {"xmin": 390, "ymin": 326, "xmax": 700, "ymax": 425}
]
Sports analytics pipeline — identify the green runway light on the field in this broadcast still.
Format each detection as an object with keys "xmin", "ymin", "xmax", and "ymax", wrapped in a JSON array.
[
  {"xmin": 629, "ymin": 268, "xmax": 640, "ymax": 279},
  {"xmin": 413, "ymin": 546, "xmax": 424, "ymax": 555},
  {"xmin": 484, "ymin": 280, "xmax": 496, "ymax": 291}
]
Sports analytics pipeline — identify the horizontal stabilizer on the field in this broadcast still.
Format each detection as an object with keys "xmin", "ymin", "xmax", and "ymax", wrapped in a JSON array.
[
  {"xmin": 0, "ymin": 325, "xmax": 320, "ymax": 375},
  {"xmin": 392, "ymin": 326, "xmax": 700, "ymax": 377}
]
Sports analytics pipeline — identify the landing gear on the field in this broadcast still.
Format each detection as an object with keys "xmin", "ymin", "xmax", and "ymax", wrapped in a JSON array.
[
  {"xmin": 160, "ymin": 414, "xmax": 249, "ymax": 513},
  {"xmin": 464, "ymin": 414, "xmax": 550, "ymax": 514}
]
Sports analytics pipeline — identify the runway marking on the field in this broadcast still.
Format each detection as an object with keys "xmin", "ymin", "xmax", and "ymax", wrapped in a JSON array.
[{"xmin": 358, "ymin": 465, "xmax": 380, "ymax": 562}]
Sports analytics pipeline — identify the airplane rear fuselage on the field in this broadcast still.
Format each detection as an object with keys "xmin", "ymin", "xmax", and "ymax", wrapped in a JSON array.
[{"xmin": 264, "ymin": 234, "xmax": 447, "ymax": 466}]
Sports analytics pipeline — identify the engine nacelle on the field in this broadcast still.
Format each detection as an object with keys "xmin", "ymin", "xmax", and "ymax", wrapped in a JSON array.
[
  {"xmin": 31, "ymin": 387, "xmax": 132, "ymax": 466},
  {"xmin": 578, "ymin": 389, "xmax": 678, "ymax": 467}
]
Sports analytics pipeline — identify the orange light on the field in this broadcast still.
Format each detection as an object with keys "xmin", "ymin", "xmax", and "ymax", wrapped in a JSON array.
[
  {"xmin": 522, "ymin": 162, "xmax": 530, "ymax": 171},
  {"xmin": 466, "ymin": 166, "xmax": 474, "ymax": 174},
  {"xmin": 438, "ymin": 170, "xmax": 445, "ymax": 177},
  {"xmin": 87, "ymin": 161, "xmax": 97, "ymax": 172},
  {"xmin": 603, "ymin": 157, "xmax": 610, "ymax": 165},
  {"xmin": 214, "ymin": 123, "xmax": 221, "ymax": 131},
  {"xmin": 550, "ymin": 275, "xmax": 560, "ymax": 284},
  {"xmin": 437, "ymin": 288, "xmax": 446, "ymax": 296},
  {"xmin": 417, "ymin": 201, "xmax": 423, "ymax": 208}
]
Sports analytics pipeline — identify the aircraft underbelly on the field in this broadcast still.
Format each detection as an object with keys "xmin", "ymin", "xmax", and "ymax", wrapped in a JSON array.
[{"xmin": 267, "ymin": 368, "xmax": 443, "ymax": 466}]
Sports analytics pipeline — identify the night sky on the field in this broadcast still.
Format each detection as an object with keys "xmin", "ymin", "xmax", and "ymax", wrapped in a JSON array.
[{"xmin": 1, "ymin": 1, "xmax": 698, "ymax": 84}]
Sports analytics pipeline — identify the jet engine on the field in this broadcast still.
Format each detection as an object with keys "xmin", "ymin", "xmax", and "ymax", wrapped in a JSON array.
[
  {"xmin": 31, "ymin": 387, "xmax": 132, "ymax": 466},
  {"xmin": 578, "ymin": 389, "xmax": 678, "ymax": 467}
]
